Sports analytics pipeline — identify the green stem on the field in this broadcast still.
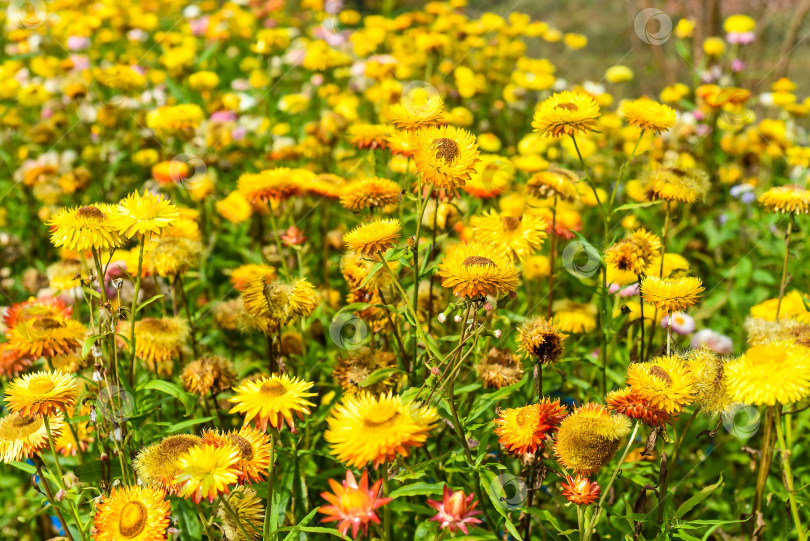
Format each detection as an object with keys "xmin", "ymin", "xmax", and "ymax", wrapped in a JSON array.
[
  {"xmin": 128, "ymin": 235, "xmax": 146, "ymax": 387},
  {"xmin": 776, "ymin": 218, "xmax": 793, "ymax": 323},
  {"xmin": 194, "ymin": 502, "xmax": 217, "ymax": 539},
  {"xmin": 44, "ymin": 417, "xmax": 86, "ymax": 541},
  {"xmin": 774, "ymin": 405, "xmax": 806, "ymax": 541},
  {"xmin": 383, "ymin": 465, "xmax": 391, "ymax": 541},
  {"xmin": 219, "ymin": 494, "xmax": 258, "ymax": 541},
  {"xmin": 378, "ymin": 254, "xmax": 439, "ymax": 363},
  {"xmin": 610, "ymin": 130, "xmax": 645, "ymax": 208},
  {"xmin": 35, "ymin": 460, "xmax": 75, "ymax": 541},
  {"xmin": 268, "ymin": 212, "xmax": 291, "ymax": 281},
  {"xmin": 658, "ymin": 410, "xmax": 698, "ymax": 523},
  {"xmin": 263, "ymin": 430, "xmax": 277, "ymax": 541},
  {"xmin": 585, "ymin": 421, "xmax": 640, "ymax": 540}
]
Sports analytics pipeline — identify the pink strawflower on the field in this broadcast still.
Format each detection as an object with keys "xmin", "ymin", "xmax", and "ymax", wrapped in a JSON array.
[
  {"xmin": 427, "ymin": 485, "xmax": 483, "ymax": 534},
  {"xmin": 660, "ymin": 312, "xmax": 695, "ymax": 335}
]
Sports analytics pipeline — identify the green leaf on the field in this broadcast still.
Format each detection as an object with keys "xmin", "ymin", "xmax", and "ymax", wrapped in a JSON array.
[
  {"xmin": 272, "ymin": 526, "xmax": 344, "ymax": 538},
  {"xmin": 360, "ymin": 367, "xmax": 400, "ymax": 388},
  {"xmin": 140, "ymin": 380, "xmax": 194, "ymax": 415},
  {"xmin": 9, "ymin": 461, "xmax": 36, "ymax": 475},
  {"xmin": 389, "ymin": 482, "xmax": 445, "ymax": 499},
  {"xmin": 282, "ymin": 508, "xmax": 321, "ymax": 541},
  {"xmin": 674, "ymin": 474, "xmax": 723, "ymax": 518},
  {"xmin": 136, "ymin": 294, "xmax": 164, "ymax": 313},
  {"xmin": 479, "ymin": 470, "xmax": 524, "ymax": 541},
  {"xmin": 81, "ymin": 334, "xmax": 103, "ymax": 358},
  {"xmin": 466, "ymin": 374, "xmax": 528, "ymax": 424},
  {"xmin": 167, "ymin": 417, "xmax": 214, "ymax": 434},
  {"xmin": 612, "ymin": 200, "xmax": 664, "ymax": 214}
]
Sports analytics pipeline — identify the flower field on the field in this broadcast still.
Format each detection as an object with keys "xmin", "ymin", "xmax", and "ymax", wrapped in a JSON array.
[{"xmin": 1, "ymin": 1, "xmax": 809, "ymax": 540}]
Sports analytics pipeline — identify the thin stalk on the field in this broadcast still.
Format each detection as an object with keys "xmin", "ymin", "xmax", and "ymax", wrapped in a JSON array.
[
  {"xmin": 752, "ymin": 406, "xmax": 775, "ymax": 534},
  {"xmin": 577, "ymin": 505, "xmax": 585, "ymax": 541},
  {"xmin": 666, "ymin": 310, "xmax": 672, "ymax": 356},
  {"xmin": 610, "ymin": 130, "xmax": 645, "ymax": 208},
  {"xmin": 383, "ymin": 465, "xmax": 391, "ymax": 541},
  {"xmin": 35, "ymin": 460, "xmax": 75, "ymax": 541},
  {"xmin": 263, "ymin": 430, "xmax": 277, "ymax": 540},
  {"xmin": 638, "ymin": 274, "xmax": 645, "ymax": 362},
  {"xmin": 194, "ymin": 502, "xmax": 217, "ymax": 539},
  {"xmin": 657, "ymin": 410, "xmax": 698, "ymax": 523},
  {"xmin": 378, "ymin": 254, "xmax": 439, "ymax": 363},
  {"xmin": 219, "ymin": 494, "xmax": 258, "ymax": 541},
  {"xmin": 547, "ymin": 195, "xmax": 558, "ymax": 318},
  {"xmin": 585, "ymin": 421, "xmax": 640, "ymax": 540},
  {"xmin": 775, "ymin": 218, "xmax": 793, "ymax": 322},
  {"xmin": 774, "ymin": 405, "xmax": 806, "ymax": 541},
  {"xmin": 128, "ymin": 235, "xmax": 146, "ymax": 387},
  {"xmin": 647, "ymin": 201, "xmax": 671, "ymax": 357},
  {"xmin": 43, "ymin": 416, "xmax": 86, "ymax": 541},
  {"xmin": 268, "ymin": 212, "xmax": 291, "ymax": 280}
]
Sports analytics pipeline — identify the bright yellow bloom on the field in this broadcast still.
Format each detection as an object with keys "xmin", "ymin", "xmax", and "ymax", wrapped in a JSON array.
[
  {"xmin": 412, "ymin": 125, "xmax": 481, "ymax": 190},
  {"xmin": 641, "ymin": 276, "xmax": 705, "ymax": 312},
  {"xmin": 554, "ymin": 403, "xmax": 631, "ymax": 474},
  {"xmin": 532, "ymin": 91, "xmax": 601, "ymax": 138},
  {"xmin": 133, "ymin": 434, "xmax": 202, "ymax": 492},
  {"xmin": 344, "ymin": 219, "xmax": 401, "ymax": 256},
  {"xmin": 620, "ymin": 98, "xmax": 677, "ymax": 135},
  {"xmin": 49, "ymin": 204, "xmax": 124, "ymax": 251},
  {"xmin": 494, "ymin": 398, "xmax": 567, "ymax": 454},
  {"xmin": 727, "ymin": 342, "xmax": 810, "ymax": 405},
  {"xmin": 202, "ymin": 426, "xmax": 271, "ymax": 484},
  {"xmin": 437, "ymin": 241, "xmax": 520, "ymax": 298},
  {"xmin": 93, "ymin": 485, "xmax": 170, "ymax": 541},
  {"xmin": 627, "ymin": 355, "xmax": 696, "ymax": 413},
  {"xmin": 758, "ymin": 184, "xmax": 810, "ymax": 214},
  {"xmin": 553, "ymin": 300, "xmax": 598, "ymax": 333},
  {"xmin": 174, "ymin": 442, "xmax": 242, "ymax": 503},
  {"xmin": 111, "ymin": 191, "xmax": 179, "ymax": 239},
  {"xmin": 325, "ymin": 392, "xmax": 438, "ymax": 468},
  {"xmin": 0, "ymin": 412, "xmax": 62, "ymax": 463},
  {"xmin": 4, "ymin": 370, "xmax": 78, "ymax": 417},
  {"xmin": 471, "ymin": 210, "xmax": 547, "ymax": 261},
  {"xmin": 340, "ymin": 177, "xmax": 401, "ymax": 212},
  {"xmin": 228, "ymin": 374, "xmax": 316, "ymax": 432}
]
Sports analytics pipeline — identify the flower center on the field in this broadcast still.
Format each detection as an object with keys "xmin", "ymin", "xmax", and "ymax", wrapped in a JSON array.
[
  {"xmin": 159, "ymin": 436, "xmax": 199, "ymax": 458},
  {"xmin": 27, "ymin": 377, "xmax": 56, "ymax": 395},
  {"xmin": 229, "ymin": 434, "xmax": 254, "ymax": 461},
  {"xmin": 363, "ymin": 408, "xmax": 399, "ymax": 428},
  {"xmin": 648, "ymin": 366, "xmax": 673, "ymax": 386},
  {"xmin": 260, "ymin": 380, "xmax": 287, "ymax": 397},
  {"xmin": 515, "ymin": 409, "xmax": 530, "ymax": 427},
  {"xmin": 118, "ymin": 500, "xmax": 148, "ymax": 538},
  {"xmin": 140, "ymin": 318, "xmax": 170, "ymax": 333},
  {"xmin": 463, "ymin": 256, "xmax": 496, "ymax": 268},
  {"xmin": 31, "ymin": 317, "xmax": 63, "ymax": 332},
  {"xmin": 432, "ymin": 138, "xmax": 459, "ymax": 164},
  {"xmin": 556, "ymin": 102, "xmax": 579, "ymax": 111},
  {"xmin": 76, "ymin": 205, "xmax": 106, "ymax": 220},
  {"xmin": 501, "ymin": 216, "xmax": 521, "ymax": 232},
  {"xmin": 11, "ymin": 414, "xmax": 37, "ymax": 428}
]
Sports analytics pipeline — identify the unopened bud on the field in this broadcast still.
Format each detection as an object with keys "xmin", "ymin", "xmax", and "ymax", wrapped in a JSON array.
[
  {"xmin": 483, "ymin": 302, "xmax": 494, "ymax": 312},
  {"xmin": 55, "ymin": 489, "xmax": 66, "ymax": 502},
  {"xmin": 437, "ymin": 313, "xmax": 447, "ymax": 323},
  {"xmin": 453, "ymin": 314, "xmax": 462, "ymax": 323},
  {"xmin": 112, "ymin": 278, "xmax": 123, "ymax": 289},
  {"xmin": 430, "ymin": 366, "xmax": 441, "ymax": 377},
  {"xmin": 494, "ymin": 329, "xmax": 502, "ymax": 338}
]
